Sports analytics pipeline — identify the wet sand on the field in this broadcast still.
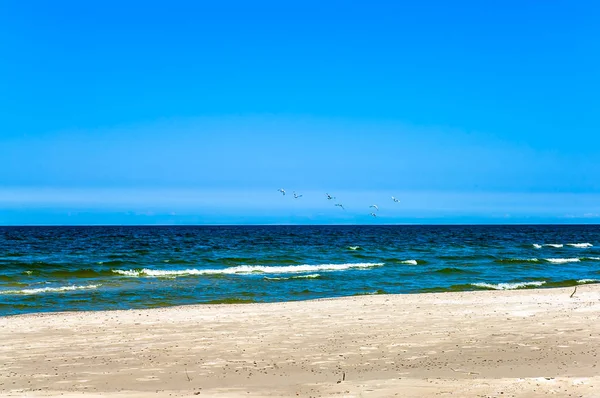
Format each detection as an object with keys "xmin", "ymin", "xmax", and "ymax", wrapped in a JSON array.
[{"xmin": 1, "ymin": 285, "xmax": 600, "ymax": 397}]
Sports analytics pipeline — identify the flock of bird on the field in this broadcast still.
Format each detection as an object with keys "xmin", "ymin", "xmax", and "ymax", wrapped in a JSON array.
[{"xmin": 277, "ymin": 189, "xmax": 400, "ymax": 217}]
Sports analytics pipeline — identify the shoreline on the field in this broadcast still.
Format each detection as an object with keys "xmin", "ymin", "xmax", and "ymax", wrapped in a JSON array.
[
  {"xmin": 2, "ymin": 285, "xmax": 600, "ymax": 397},
  {"xmin": 3, "ymin": 282, "xmax": 598, "ymax": 318}
]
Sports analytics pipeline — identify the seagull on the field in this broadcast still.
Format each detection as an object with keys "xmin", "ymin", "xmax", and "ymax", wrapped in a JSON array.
[
  {"xmin": 293, "ymin": 192, "xmax": 303, "ymax": 199},
  {"xmin": 369, "ymin": 204, "xmax": 379, "ymax": 211},
  {"xmin": 326, "ymin": 193, "xmax": 336, "ymax": 200},
  {"xmin": 334, "ymin": 203, "xmax": 345, "ymax": 210},
  {"xmin": 391, "ymin": 196, "xmax": 400, "ymax": 203},
  {"xmin": 277, "ymin": 188, "xmax": 286, "ymax": 196},
  {"xmin": 370, "ymin": 212, "xmax": 377, "ymax": 217}
]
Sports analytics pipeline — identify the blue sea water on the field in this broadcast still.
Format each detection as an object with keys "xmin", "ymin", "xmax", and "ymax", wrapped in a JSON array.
[{"xmin": 1, "ymin": 225, "xmax": 599, "ymax": 316}]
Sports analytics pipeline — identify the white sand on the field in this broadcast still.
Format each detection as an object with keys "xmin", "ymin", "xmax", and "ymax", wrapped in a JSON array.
[{"xmin": 1, "ymin": 285, "xmax": 600, "ymax": 397}]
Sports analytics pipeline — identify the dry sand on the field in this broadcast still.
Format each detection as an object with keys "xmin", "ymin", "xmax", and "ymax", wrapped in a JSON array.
[{"xmin": 1, "ymin": 285, "xmax": 600, "ymax": 397}]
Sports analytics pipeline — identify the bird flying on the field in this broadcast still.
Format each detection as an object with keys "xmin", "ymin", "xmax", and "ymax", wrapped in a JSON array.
[
  {"xmin": 326, "ymin": 193, "xmax": 336, "ymax": 200},
  {"xmin": 293, "ymin": 192, "xmax": 303, "ymax": 199},
  {"xmin": 277, "ymin": 189, "xmax": 286, "ymax": 196},
  {"xmin": 369, "ymin": 204, "xmax": 379, "ymax": 211},
  {"xmin": 370, "ymin": 212, "xmax": 377, "ymax": 217},
  {"xmin": 334, "ymin": 203, "xmax": 345, "ymax": 210},
  {"xmin": 391, "ymin": 196, "xmax": 400, "ymax": 203}
]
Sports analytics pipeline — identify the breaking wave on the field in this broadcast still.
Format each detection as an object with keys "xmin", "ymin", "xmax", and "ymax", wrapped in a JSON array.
[
  {"xmin": 534, "ymin": 243, "xmax": 594, "ymax": 249},
  {"xmin": 0, "ymin": 284, "xmax": 100, "ymax": 295},
  {"xmin": 472, "ymin": 281, "xmax": 546, "ymax": 290},
  {"xmin": 399, "ymin": 259, "xmax": 418, "ymax": 265},
  {"xmin": 112, "ymin": 262, "xmax": 384, "ymax": 277},
  {"xmin": 545, "ymin": 258, "xmax": 581, "ymax": 264},
  {"xmin": 567, "ymin": 243, "xmax": 593, "ymax": 248},
  {"xmin": 264, "ymin": 274, "xmax": 321, "ymax": 281},
  {"xmin": 383, "ymin": 258, "xmax": 424, "ymax": 265},
  {"xmin": 577, "ymin": 279, "xmax": 600, "ymax": 284}
]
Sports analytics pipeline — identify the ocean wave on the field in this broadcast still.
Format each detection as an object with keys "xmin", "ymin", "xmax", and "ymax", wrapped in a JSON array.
[
  {"xmin": 400, "ymin": 260, "xmax": 418, "ymax": 265},
  {"xmin": 532, "ymin": 244, "xmax": 542, "ymax": 249},
  {"xmin": 264, "ymin": 274, "xmax": 321, "ymax": 281},
  {"xmin": 113, "ymin": 262, "xmax": 384, "ymax": 277},
  {"xmin": 495, "ymin": 258, "xmax": 540, "ymax": 264},
  {"xmin": 472, "ymin": 281, "xmax": 546, "ymax": 290},
  {"xmin": 0, "ymin": 284, "xmax": 100, "ymax": 295},
  {"xmin": 347, "ymin": 246, "xmax": 361, "ymax": 251},
  {"xmin": 544, "ymin": 244, "xmax": 563, "ymax": 248},
  {"xmin": 577, "ymin": 279, "xmax": 600, "ymax": 284},
  {"xmin": 545, "ymin": 258, "xmax": 581, "ymax": 264},
  {"xmin": 567, "ymin": 243, "xmax": 593, "ymax": 248},
  {"xmin": 384, "ymin": 258, "xmax": 423, "ymax": 265}
]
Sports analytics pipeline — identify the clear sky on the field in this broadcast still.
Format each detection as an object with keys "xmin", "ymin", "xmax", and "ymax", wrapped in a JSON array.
[{"xmin": 1, "ymin": 1, "xmax": 599, "ymax": 225}]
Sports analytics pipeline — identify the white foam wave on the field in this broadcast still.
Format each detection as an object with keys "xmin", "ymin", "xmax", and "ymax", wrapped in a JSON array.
[
  {"xmin": 0, "ymin": 284, "xmax": 100, "ymax": 295},
  {"xmin": 472, "ymin": 281, "xmax": 546, "ymax": 290},
  {"xmin": 347, "ymin": 246, "xmax": 361, "ymax": 250},
  {"xmin": 400, "ymin": 260, "xmax": 418, "ymax": 265},
  {"xmin": 264, "ymin": 274, "xmax": 321, "ymax": 281},
  {"xmin": 567, "ymin": 243, "xmax": 593, "ymax": 248},
  {"xmin": 113, "ymin": 263, "xmax": 384, "ymax": 277},
  {"xmin": 112, "ymin": 269, "xmax": 140, "ymax": 276},
  {"xmin": 577, "ymin": 279, "xmax": 600, "ymax": 284},
  {"xmin": 585, "ymin": 257, "xmax": 600, "ymax": 261},
  {"xmin": 533, "ymin": 244, "xmax": 542, "ymax": 249},
  {"xmin": 545, "ymin": 258, "xmax": 581, "ymax": 264},
  {"xmin": 544, "ymin": 244, "xmax": 564, "ymax": 248}
]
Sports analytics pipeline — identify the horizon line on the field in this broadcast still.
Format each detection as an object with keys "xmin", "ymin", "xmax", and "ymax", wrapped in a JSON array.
[{"xmin": 1, "ymin": 223, "xmax": 599, "ymax": 227}]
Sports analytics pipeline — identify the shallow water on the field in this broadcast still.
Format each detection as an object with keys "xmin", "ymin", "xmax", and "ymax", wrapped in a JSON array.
[{"xmin": 1, "ymin": 225, "xmax": 599, "ymax": 315}]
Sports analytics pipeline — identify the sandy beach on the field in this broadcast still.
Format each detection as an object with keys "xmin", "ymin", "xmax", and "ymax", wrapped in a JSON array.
[{"xmin": 1, "ymin": 285, "xmax": 599, "ymax": 397}]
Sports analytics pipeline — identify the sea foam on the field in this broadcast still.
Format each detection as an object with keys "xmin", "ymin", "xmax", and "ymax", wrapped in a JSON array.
[
  {"xmin": 544, "ymin": 244, "xmax": 564, "ymax": 248},
  {"xmin": 545, "ymin": 258, "xmax": 581, "ymax": 264},
  {"xmin": 0, "ymin": 284, "xmax": 100, "ymax": 295},
  {"xmin": 400, "ymin": 260, "xmax": 418, "ymax": 265},
  {"xmin": 577, "ymin": 279, "xmax": 600, "ymax": 284},
  {"xmin": 113, "ymin": 262, "xmax": 384, "ymax": 277},
  {"xmin": 264, "ymin": 274, "xmax": 321, "ymax": 281},
  {"xmin": 567, "ymin": 243, "xmax": 593, "ymax": 248},
  {"xmin": 472, "ymin": 281, "xmax": 546, "ymax": 290}
]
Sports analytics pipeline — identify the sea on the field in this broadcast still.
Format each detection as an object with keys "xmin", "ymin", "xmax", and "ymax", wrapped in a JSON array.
[{"xmin": 1, "ymin": 225, "xmax": 599, "ymax": 316}]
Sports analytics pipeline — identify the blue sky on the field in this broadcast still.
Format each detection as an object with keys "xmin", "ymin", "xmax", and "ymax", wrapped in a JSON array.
[{"xmin": 1, "ymin": 1, "xmax": 599, "ymax": 225}]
